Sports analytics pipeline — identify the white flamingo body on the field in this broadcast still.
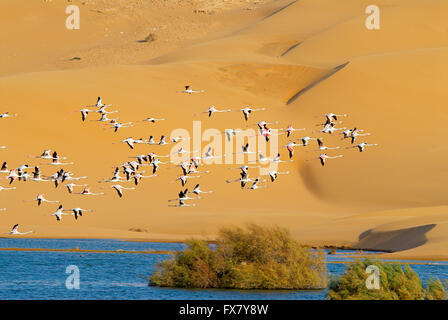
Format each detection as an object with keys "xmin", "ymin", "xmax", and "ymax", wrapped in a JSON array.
[
  {"xmin": 313, "ymin": 153, "xmax": 344, "ymax": 166},
  {"xmin": 190, "ymin": 184, "xmax": 213, "ymax": 195},
  {"xmin": 247, "ymin": 178, "xmax": 267, "ymax": 190},
  {"xmin": 241, "ymin": 107, "xmax": 265, "ymax": 121},
  {"xmin": 65, "ymin": 183, "xmax": 88, "ymax": 193},
  {"xmin": 26, "ymin": 194, "xmax": 59, "ymax": 206},
  {"xmin": 1, "ymin": 224, "xmax": 34, "ymax": 236},
  {"xmin": 178, "ymin": 85, "xmax": 204, "ymax": 94},
  {"xmin": 348, "ymin": 142, "xmax": 378, "ymax": 152}
]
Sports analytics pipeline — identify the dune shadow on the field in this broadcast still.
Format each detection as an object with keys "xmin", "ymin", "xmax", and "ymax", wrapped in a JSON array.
[
  {"xmin": 286, "ymin": 62, "xmax": 349, "ymax": 105},
  {"xmin": 279, "ymin": 42, "xmax": 302, "ymax": 57},
  {"xmin": 262, "ymin": 0, "xmax": 298, "ymax": 21},
  {"xmin": 298, "ymin": 162, "xmax": 324, "ymax": 198},
  {"xmin": 358, "ymin": 229, "xmax": 372, "ymax": 241},
  {"xmin": 355, "ymin": 224, "xmax": 436, "ymax": 252}
]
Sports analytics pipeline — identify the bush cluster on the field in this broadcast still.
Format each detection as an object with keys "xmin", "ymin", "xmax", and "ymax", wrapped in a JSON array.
[{"xmin": 149, "ymin": 224, "xmax": 327, "ymax": 290}]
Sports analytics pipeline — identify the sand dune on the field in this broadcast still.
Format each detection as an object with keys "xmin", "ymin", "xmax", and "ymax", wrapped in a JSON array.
[{"xmin": 0, "ymin": 0, "xmax": 447, "ymax": 260}]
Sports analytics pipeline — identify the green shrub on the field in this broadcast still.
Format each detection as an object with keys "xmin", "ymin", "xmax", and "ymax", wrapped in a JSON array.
[
  {"xmin": 424, "ymin": 278, "xmax": 447, "ymax": 300},
  {"xmin": 327, "ymin": 258, "xmax": 447, "ymax": 300},
  {"xmin": 149, "ymin": 224, "xmax": 326, "ymax": 289}
]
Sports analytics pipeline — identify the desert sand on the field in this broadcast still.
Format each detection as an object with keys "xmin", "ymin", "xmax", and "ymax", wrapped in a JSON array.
[{"xmin": 0, "ymin": 0, "xmax": 447, "ymax": 261}]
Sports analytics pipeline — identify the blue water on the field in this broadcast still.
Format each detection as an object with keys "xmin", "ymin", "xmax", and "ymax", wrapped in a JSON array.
[{"xmin": 0, "ymin": 239, "xmax": 447, "ymax": 300}]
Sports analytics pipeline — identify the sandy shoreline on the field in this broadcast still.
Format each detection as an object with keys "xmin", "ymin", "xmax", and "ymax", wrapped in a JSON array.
[{"xmin": 2, "ymin": 240, "xmax": 447, "ymax": 263}]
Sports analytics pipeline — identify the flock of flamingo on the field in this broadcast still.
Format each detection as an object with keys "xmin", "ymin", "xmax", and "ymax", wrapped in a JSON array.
[{"xmin": 0, "ymin": 85, "xmax": 377, "ymax": 235}]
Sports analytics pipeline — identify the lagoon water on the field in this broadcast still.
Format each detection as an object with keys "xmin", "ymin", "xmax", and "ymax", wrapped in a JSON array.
[{"xmin": 0, "ymin": 239, "xmax": 447, "ymax": 300}]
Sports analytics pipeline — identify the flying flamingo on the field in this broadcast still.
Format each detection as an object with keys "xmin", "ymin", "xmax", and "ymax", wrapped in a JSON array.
[
  {"xmin": 117, "ymin": 137, "xmax": 137, "ymax": 149},
  {"xmin": 224, "ymin": 129, "xmax": 241, "ymax": 142},
  {"xmin": 129, "ymin": 155, "xmax": 149, "ymax": 165},
  {"xmin": 251, "ymin": 126, "xmax": 284, "ymax": 142},
  {"xmin": 94, "ymin": 113, "xmax": 118, "ymax": 123},
  {"xmin": 234, "ymin": 143, "xmax": 256, "ymax": 155},
  {"xmin": 272, "ymin": 153, "xmax": 293, "ymax": 163},
  {"xmin": 173, "ymin": 161, "xmax": 191, "ymax": 176},
  {"xmin": 285, "ymin": 142, "xmax": 301, "ymax": 158},
  {"xmin": 298, "ymin": 136, "xmax": 318, "ymax": 146},
  {"xmin": 77, "ymin": 187, "xmax": 104, "ymax": 196},
  {"xmin": 240, "ymin": 107, "xmax": 265, "ymax": 121},
  {"xmin": 203, "ymin": 147, "xmax": 223, "ymax": 161},
  {"xmin": 121, "ymin": 166, "xmax": 136, "ymax": 181},
  {"xmin": 177, "ymin": 85, "xmax": 204, "ymax": 94},
  {"xmin": 347, "ymin": 142, "xmax": 378, "ymax": 152},
  {"xmin": 316, "ymin": 120, "xmax": 343, "ymax": 128},
  {"xmin": 0, "ymin": 112, "xmax": 18, "ymax": 119},
  {"xmin": 147, "ymin": 136, "xmax": 156, "ymax": 145},
  {"xmin": 87, "ymin": 96, "xmax": 110, "ymax": 108},
  {"xmin": 285, "ymin": 124, "xmax": 306, "ymax": 137},
  {"xmin": 63, "ymin": 208, "xmax": 93, "ymax": 220},
  {"xmin": 308, "ymin": 153, "xmax": 344, "ymax": 166},
  {"xmin": 196, "ymin": 106, "xmax": 232, "ymax": 118},
  {"xmin": 0, "ymin": 185, "xmax": 16, "ymax": 191},
  {"xmin": 6, "ymin": 170, "xmax": 19, "ymax": 184},
  {"xmin": 306, "ymin": 138, "xmax": 340, "ymax": 152},
  {"xmin": 171, "ymin": 136, "xmax": 190, "ymax": 143},
  {"xmin": 158, "ymin": 135, "xmax": 170, "ymax": 145},
  {"xmin": 248, "ymin": 120, "xmax": 279, "ymax": 132},
  {"xmin": 110, "ymin": 185, "xmax": 136, "ymax": 198},
  {"xmin": 79, "ymin": 108, "xmax": 95, "ymax": 121},
  {"xmin": 350, "ymin": 128, "xmax": 371, "ymax": 144},
  {"xmin": 172, "ymin": 147, "xmax": 196, "ymax": 156},
  {"xmin": 26, "ymin": 166, "xmax": 42, "ymax": 182},
  {"xmin": 249, "ymin": 153, "xmax": 275, "ymax": 164},
  {"xmin": 228, "ymin": 165, "xmax": 251, "ymax": 175},
  {"xmin": 61, "ymin": 172, "xmax": 87, "ymax": 181},
  {"xmin": 110, "ymin": 121, "xmax": 133, "ymax": 132},
  {"xmin": 168, "ymin": 189, "xmax": 201, "ymax": 202},
  {"xmin": 324, "ymin": 113, "xmax": 347, "ymax": 123},
  {"xmin": 0, "ymin": 162, "xmax": 8, "ymax": 173},
  {"xmin": 168, "ymin": 199, "xmax": 196, "ymax": 207},
  {"xmin": 65, "ymin": 183, "xmax": 88, "ymax": 193},
  {"xmin": 140, "ymin": 117, "xmax": 165, "ymax": 123},
  {"xmin": 0, "ymin": 224, "xmax": 34, "ymax": 236},
  {"xmin": 152, "ymin": 158, "xmax": 169, "ymax": 174},
  {"xmin": 187, "ymin": 163, "xmax": 210, "ymax": 175},
  {"xmin": 99, "ymin": 170, "xmax": 125, "ymax": 183},
  {"xmin": 29, "ymin": 149, "xmax": 53, "ymax": 160},
  {"xmin": 247, "ymin": 178, "xmax": 267, "ymax": 190},
  {"xmin": 133, "ymin": 173, "xmax": 157, "ymax": 186},
  {"xmin": 50, "ymin": 205, "xmax": 67, "ymax": 221},
  {"xmin": 226, "ymin": 175, "xmax": 259, "ymax": 188},
  {"xmin": 313, "ymin": 123, "xmax": 346, "ymax": 135},
  {"xmin": 25, "ymin": 194, "xmax": 59, "ymax": 206},
  {"xmin": 190, "ymin": 156, "xmax": 201, "ymax": 168},
  {"xmin": 96, "ymin": 105, "xmax": 117, "ymax": 115},
  {"xmin": 46, "ymin": 159, "xmax": 73, "ymax": 166},
  {"xmin": 265, "ymin": 171, "xmax": 290, "ymax": 182},
  {"xmin": 189, "ymin": 184, "xmax": 213, "ymax": 195},
  {"xmin": 40, "ymin": 152, "xmax": 72, "ymax": 166},
  {"xmin": 172, "ymin": 175, "xmax": 200, "ymax": 187},
  {"xmin": 147, "ymin": 152, "xmax": 170, "ymax": 164}
]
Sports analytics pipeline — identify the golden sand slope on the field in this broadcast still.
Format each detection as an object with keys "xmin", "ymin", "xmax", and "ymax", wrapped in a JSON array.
[{"xmin": 0, "ymin": 0, "xmax": 447, "ymax": 260}]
